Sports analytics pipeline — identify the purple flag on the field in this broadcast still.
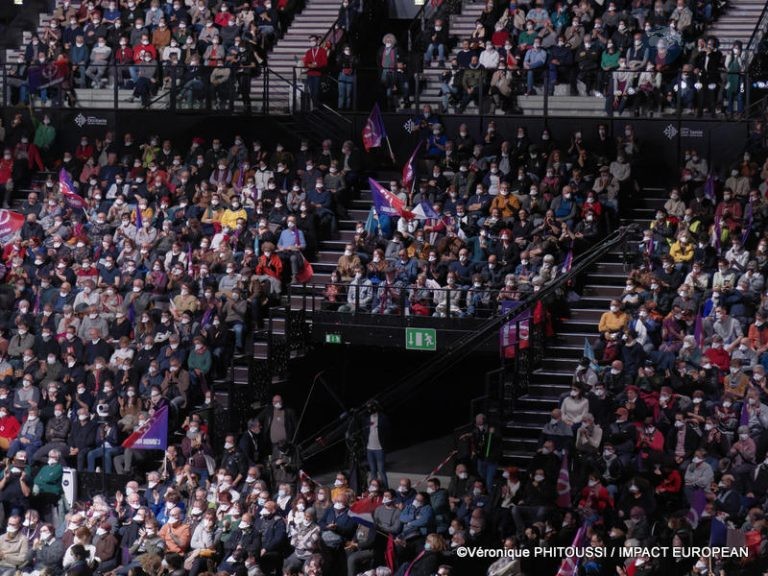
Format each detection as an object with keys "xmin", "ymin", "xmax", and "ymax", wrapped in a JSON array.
[
  {"xmin": 58, "ymin": 169, "xmax": 87, "ymax": 211},
  {"xmin": 556, "ymin": 524, "xmax": 587, "ymax": 576},
  {"xmin": 743, "ymin": 201, "xmax": 753, "ymax": 244},
  {"xmin": 561, "ymin": 240, "xmax": 574, "ymax": 273},
  {"xmin": 685, "ymin": 488, "xmax": 707, "ymax": 528},
  {"xmin": 362, "ymin": 103, "xmax": 386, "ymax": 151},
  {"xmin": 369, "ymin": 178, "xmax": 407, "ymax": 218},
  {"xmin": 740, "ymin": 401, "xmax": 750, "ymax": 426},
  {"xmin": 187, "ymin": 242, "xmax": 194, "ymax": 276},
  {"xmin": 710, "ymin": 517, "xmax": 728, "ymax": 546},
  {"xmin": 122, "ymin": 405, "xmax": 168, "ymax": 450},
  {"xmin": 135, "ymin": 203, "xmax": 143, "ymax": 229},
  {"xmin": 402, "ymin": 140, "xmax": 422, "ymax": 190}
]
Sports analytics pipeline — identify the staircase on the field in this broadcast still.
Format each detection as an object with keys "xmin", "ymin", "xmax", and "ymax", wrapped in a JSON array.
[
  {"xmin": 501, "ymin": 188, "xmax": 668, "ymax": 468},
  {"xmin": 708, "ymin": 0, "xmax": 766, "ymax": 51},
  {"xmin": 411, "ymin": 1, "xmax": 486, "ymax": 111},
  {"xmin": 254, "ymin": 0, "xmax": 343, "ymax": 113}
]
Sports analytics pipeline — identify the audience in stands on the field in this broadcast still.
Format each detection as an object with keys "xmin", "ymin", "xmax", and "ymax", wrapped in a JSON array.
[
  {"xmin": 2, "ymin": 67, "xmax": 768, "ymax": 574},
  {"xmin": 375, "ymin": 0, "xmax": 737, "ymax": 118}
]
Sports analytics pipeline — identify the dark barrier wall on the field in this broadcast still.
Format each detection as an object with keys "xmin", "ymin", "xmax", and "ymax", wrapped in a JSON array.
[
  {"xmin": 356, "ymin": 114, "xmax": 750, "ymax": 187},
  {"xmin": 3, "ymin": 108, "xmax": 748, "ymax": 188},
  {"xmin": 3, "ymin": 109, "xmax": 303, "ymax": 157}
]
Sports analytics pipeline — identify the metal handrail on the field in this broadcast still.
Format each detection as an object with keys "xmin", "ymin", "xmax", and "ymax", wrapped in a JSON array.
[{"xmin": 408, "ymin": 1, "xmax": 431, "ymax": 53}]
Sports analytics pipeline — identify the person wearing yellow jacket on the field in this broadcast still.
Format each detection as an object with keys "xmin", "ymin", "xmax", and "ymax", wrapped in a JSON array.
[
  {"xmin": 220, "ymin": 198, "xmax": 247, "ymax": 230},
  {"xmin": 669, "ymin": 235, "xmax": 694, "ymax": 266}
]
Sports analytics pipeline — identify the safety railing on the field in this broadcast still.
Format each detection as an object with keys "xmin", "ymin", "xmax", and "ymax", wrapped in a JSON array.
[
  {"xmin": 282, "ymin": 64, "xmax": 762, "ymax": 119},
  {"xmin": 295, "ymin": 282, "xmax": 531, "ymax": 320},
  {"xmin": 2, "ymin": 61, "xmax": 300, "ymax": 114},
  {"xmin": 6, "ymin": 57, "xmax": 761, "ymax": 119}
]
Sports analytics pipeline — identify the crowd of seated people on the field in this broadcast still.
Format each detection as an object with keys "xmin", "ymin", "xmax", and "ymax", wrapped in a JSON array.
[
  {"xmin": 1, "ymin": 60, "xmax": 768, "ymax": 575},
  {"xmin": 376, "ymin": 0, "xmax": 744, "ymax": 118},
  {"xmin": 3, "ymin": 0, "xmax": 304, "ymax": 110},
  {"xmin": 324, "ymin": 108, "xmax": 634, "ymax": 318}
]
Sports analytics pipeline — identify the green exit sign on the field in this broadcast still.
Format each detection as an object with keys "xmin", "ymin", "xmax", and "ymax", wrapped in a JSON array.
[
  {"xmin": 325, "ymin": 333, "xmax": 342, "ymax": 344},
  {"xmin": 405, "ymin": 328, "xmax": 437, "ymax": 351}
]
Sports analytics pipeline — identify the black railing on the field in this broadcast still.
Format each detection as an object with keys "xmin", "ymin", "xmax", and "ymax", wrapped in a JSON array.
[
  {"xmin": 285, "ymin": 64, "xmax": 757, "ymax": 119},
  {"xmin": 5, "ymin": 58, "xmax": 758, "ymax": 119},
  {"xmin": 296, "ymin": 225, "xmax": 636, "ymax": 461},
  {"xmin": 296, "ymin": 282, "xmax": 527, "ymax": 320}
]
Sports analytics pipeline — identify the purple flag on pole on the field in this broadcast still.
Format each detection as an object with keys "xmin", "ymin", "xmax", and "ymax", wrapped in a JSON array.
[
  {"xmin": 743, "ymin": 201, "xmax": 753, "ymax": 244},
  {"xmin": 685, "ymin": 488, "xmax": 707, "ymax": 528},
  {"xmin": 740, "ymin": 401, "xmax": 750, "ymax": 426},
  {"xmin": 362, "ymin": 103, "xmax": 386, "ymax": 151},
  {"xmin": 369, "ymin": 178, "xmax": 407, "ymax": 218},
  {"xmin": 58, "ymin": 168, "xmax": 87, "ymax": 211},
  {"xmin": 122, "ymin": 405, "xmax": 168, "ymax": 450},
  {"xmin": 561, "ymin": 240, "xmax": 574, "ymax": 273}
]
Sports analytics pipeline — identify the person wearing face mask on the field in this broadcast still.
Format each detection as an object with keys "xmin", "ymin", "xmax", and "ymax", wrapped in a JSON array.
[
  {"xmin": 302, "ymin": 35, "xmax": 327, "ymax": 109},
  {"xmin": 255, "ymin": 394, "xmax": 297, "ymax": 458},
  {"xmin": 6, "ymin": 405, "xmax": 43, "ymax": 460},
  {"xmin": 27, "ymin": 521, "xmax": 65, "ymax": 574},
  {"xmin": 511, "ymin": 467, "xmax": 555, "ymax": 538},
  {"xmin": 594, "ymin": 299, "xmax": 628, "ymax": 359},
  {"xmin": 283, "ymin": 507, "xmax": 320, "ymax": 574},
  {"xmin": 156, "ymin": 507, "xmax": 191, "ymax": 554},
  {"xmin": 575, "ymin": 36, "xmax": 601, "ymax": 95},
  {"xmin": 724, "ymin": 41, "xmax": 745, "ymax": 118},
  {"xmin": 336, "ymin": 44, "xmax": 358, "ymax": 110},
  {"xmin": 0, "ymin": 515, "xmax": 27, "ymax": 574},
  {"xmin": 85, "ymin": 35, "xmax": 113, "ymax": 87},
  {"xmin": 337, "ymin": 264, "xmax": 373, "ymax": 313}
]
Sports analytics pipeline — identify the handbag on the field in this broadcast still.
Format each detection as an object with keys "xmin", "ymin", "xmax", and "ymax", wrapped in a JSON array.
[{"xmin": 295, "ymin": 257, "xmax": 314, "ymax": 284}]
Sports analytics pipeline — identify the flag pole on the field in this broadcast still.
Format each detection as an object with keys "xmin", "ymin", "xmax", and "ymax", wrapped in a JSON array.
[{"xmin": 385, "ymin": 135, "xmax": 396, "ymax": 165}]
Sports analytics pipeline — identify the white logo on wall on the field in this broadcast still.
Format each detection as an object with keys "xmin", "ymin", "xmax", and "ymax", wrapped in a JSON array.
[
  {"xmin": 664, "ymin": 124, "xmax": 678, "ymax": 140},
  {"xmin": 74, "ymin": 113, "xmax": 108, "ymax": 128},
  {"xmin": 680, "ymin": 127, "xmax": 704, "ymax": 138}
]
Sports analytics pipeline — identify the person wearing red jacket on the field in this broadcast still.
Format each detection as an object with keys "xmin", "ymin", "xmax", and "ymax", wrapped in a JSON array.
[
  {"xmin": 74, "ymin": 137, "xmax": 94, "ymax": 162},
  {"xmin": 635, "ymin": 416, "xmax": 664, "ymax": 472},
  {"xmin": 133, "ymin": 35, "xmax": 158, "ymax": 62},
  {"xmin": 303, "ymin": 35, "xmax": 327, "ymax": 109},
  {"xmin": 0, "ymin": 150, "xmax": 14, "ymax": 209},
  {"xmin": 114, "ymin": 37, "xmax": 135, "ymax": 87},
  {"xmin": 254, "ymin": 241, "xmax": 283, "ymax": 295},
  {"xmin": 577, "ymin": 471, "xmax": 614, "ymax": 514},
  {"xmin": 0, "ymin": 406, "xmax": 21, "ymax": 451},
  {"xmin": 13, "ymin": 137, "xmax": 45, "ymax": 174}
]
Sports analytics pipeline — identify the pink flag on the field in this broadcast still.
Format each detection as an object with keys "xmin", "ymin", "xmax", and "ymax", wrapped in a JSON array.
[
  {"xmin": 401, "ymin": 140, "xmax": 422, "ymax": 190},
  {"xmin": 555, "ymin": 524, "xmax": 586, "ymax": 576},
  {"xmin": 0, "ymin": 210, "xmax": 25, "ymax": 240},
  {"xmin": 556, "ymin": 451, "xmax": 571, "ymax": 508}
]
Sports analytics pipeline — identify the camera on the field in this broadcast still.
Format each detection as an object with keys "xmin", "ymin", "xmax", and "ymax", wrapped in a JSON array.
[{"xmin": 96, "ymin": 403, "xmax": 110, "ymax": 418}]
